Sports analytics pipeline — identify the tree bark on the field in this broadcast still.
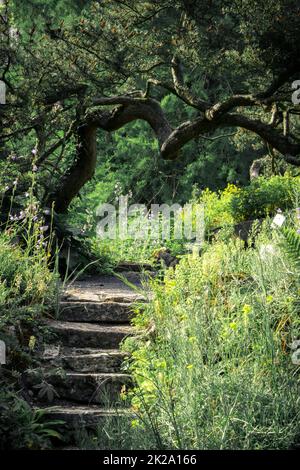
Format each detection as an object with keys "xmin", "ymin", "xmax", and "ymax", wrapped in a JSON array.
[{"xmin": 48, "ymin": 123, "xmax": 97, "ymax": 213}]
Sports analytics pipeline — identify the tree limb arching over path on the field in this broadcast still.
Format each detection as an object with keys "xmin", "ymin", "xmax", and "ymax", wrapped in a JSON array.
[{"xmin": 50, "ymin": 72, "xmax": 300, "ymax": 213}]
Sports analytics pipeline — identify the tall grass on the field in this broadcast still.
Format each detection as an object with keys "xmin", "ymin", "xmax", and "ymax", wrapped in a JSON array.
[
  {"xmin": 121, "ymin": 221, "xmax": 300, "ymax": 449},
  {"xmin": 0, "ymin": 182, "xmax": 60, "ymax": 449}
]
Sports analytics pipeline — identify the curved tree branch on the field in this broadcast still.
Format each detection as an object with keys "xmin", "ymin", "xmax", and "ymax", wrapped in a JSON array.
[
  {"xmin": 90, "ymin": 96, "xmax": 174, "ymax": 150},
  {"xmin": 49, "ymin": 91, "xmax": 300, "ymax": 213},
  {"xmin": 220, "ymin": 114, "xmax": 300, "ymax": 158},
  {"xmin": 161, "ymin": 112, "xmax": 300, "ymax": 162}
]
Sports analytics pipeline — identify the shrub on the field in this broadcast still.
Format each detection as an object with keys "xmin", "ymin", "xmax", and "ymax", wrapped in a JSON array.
[
  {"xmin": 196, "ymin": 175, "xmax": 300, "ymax": 231},
  {"xmin": 230, "ymin": 175, "xmax": 300, "ymax": 221}
]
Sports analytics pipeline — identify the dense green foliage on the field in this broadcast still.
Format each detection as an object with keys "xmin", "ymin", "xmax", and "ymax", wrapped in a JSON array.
[
  {"xmin": 121, "ymin": 221, "xmax": 300, "ymax": 449},
  {"xmin": 197, "ymin": 175, "xmax": 300, "ymax": 230},
  {"xmin": 0, "ymin": 220, "xmax": 59, "ymax": 449},
  {"xmin": 0, "ymin": 227, "xmax": 56, "ymax": 346}
]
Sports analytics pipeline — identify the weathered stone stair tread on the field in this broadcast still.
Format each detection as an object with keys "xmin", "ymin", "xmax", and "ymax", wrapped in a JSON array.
[
  {"xmin": 42, "ymin": 346, "xmax": 128, "ymax": 373},
  {"xmin": 37, "ymin": 404, "xmax": 130, "ymax": 426},
  {"xmin": 29, "ymin": 370, "xmax": 131, "ymax": 380},
  {"xmin": 62, "ymin": 274, "xmax": 146, "ymax": 304},
  {"xmin": 43, "ymin": 345, "xmax": 128, "ymax": 356},
  {"xmin": 59, "ymin": 301, "xmax": 133, "ymax": 323},
  {"xmin": 27, "ymin": 370, "xmax": 132, "ymax": 404},
  {"xmin": 63, "ymin": 291, "xmax": 145, "ymax": 304},
  {"xmin": 45, "ymin": 320, "xmax": 134, "ymax": 348}
]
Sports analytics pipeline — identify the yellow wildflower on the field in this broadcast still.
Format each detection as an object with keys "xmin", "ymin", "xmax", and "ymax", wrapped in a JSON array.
[{"xmin": 28, "ymin": 336, "xmax": 36, "ymax": 350}]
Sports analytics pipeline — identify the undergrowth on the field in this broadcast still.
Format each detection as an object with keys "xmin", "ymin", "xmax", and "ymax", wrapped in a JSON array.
[
  {"xmin": 118, "ymin": 219, "xmax": 300, "ymax": 449},
  {"xmin": 0, "ymin": 207, "xmax": 61, "ymax": 449}
]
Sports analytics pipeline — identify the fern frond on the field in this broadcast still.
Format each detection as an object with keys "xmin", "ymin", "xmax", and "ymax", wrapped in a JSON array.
[{"xmin": 281, "ymin": 227, "xmax": 300, "ymax": 270}]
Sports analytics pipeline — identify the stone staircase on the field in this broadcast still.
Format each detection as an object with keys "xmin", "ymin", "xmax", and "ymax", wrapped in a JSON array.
[{"xmin": 26, "ymin": 268, "xmax": 150, "ymax": 441}]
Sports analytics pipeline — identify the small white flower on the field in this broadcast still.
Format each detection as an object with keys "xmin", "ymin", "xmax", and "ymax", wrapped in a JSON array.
[
  {"xmin": 271, "ymin": 212, "xmax": 286, "ymax": 228},
  {"xmin": 259, "ymin": 243, "xmax": 277, "ymax": 259}
]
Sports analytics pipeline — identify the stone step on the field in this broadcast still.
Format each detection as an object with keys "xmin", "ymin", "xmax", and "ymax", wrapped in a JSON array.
[
  {"xmin": 59, "ymin": 301, "xmax": 133, "ymax": 323},
  {"xmin": 63, "ymin": 292, "xmax": 145, "ymax": 304},
  {"xmin": 37, "ymin": 404, "xmax": 131, "ymax": 428},
  {"xmin": 45, "ymin": 320, "xmax": 134, "ymax": 349},
  {"xmin": 27, "ymin": 370, "xmax": 132, "ymax": 404},
  {"xmin": 42, "ymin": 346, "xmax": 128, "ymax": 373},
  {"xmin": 62, "ymin": 274, "xmax": 146, "ymax": 304}
]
